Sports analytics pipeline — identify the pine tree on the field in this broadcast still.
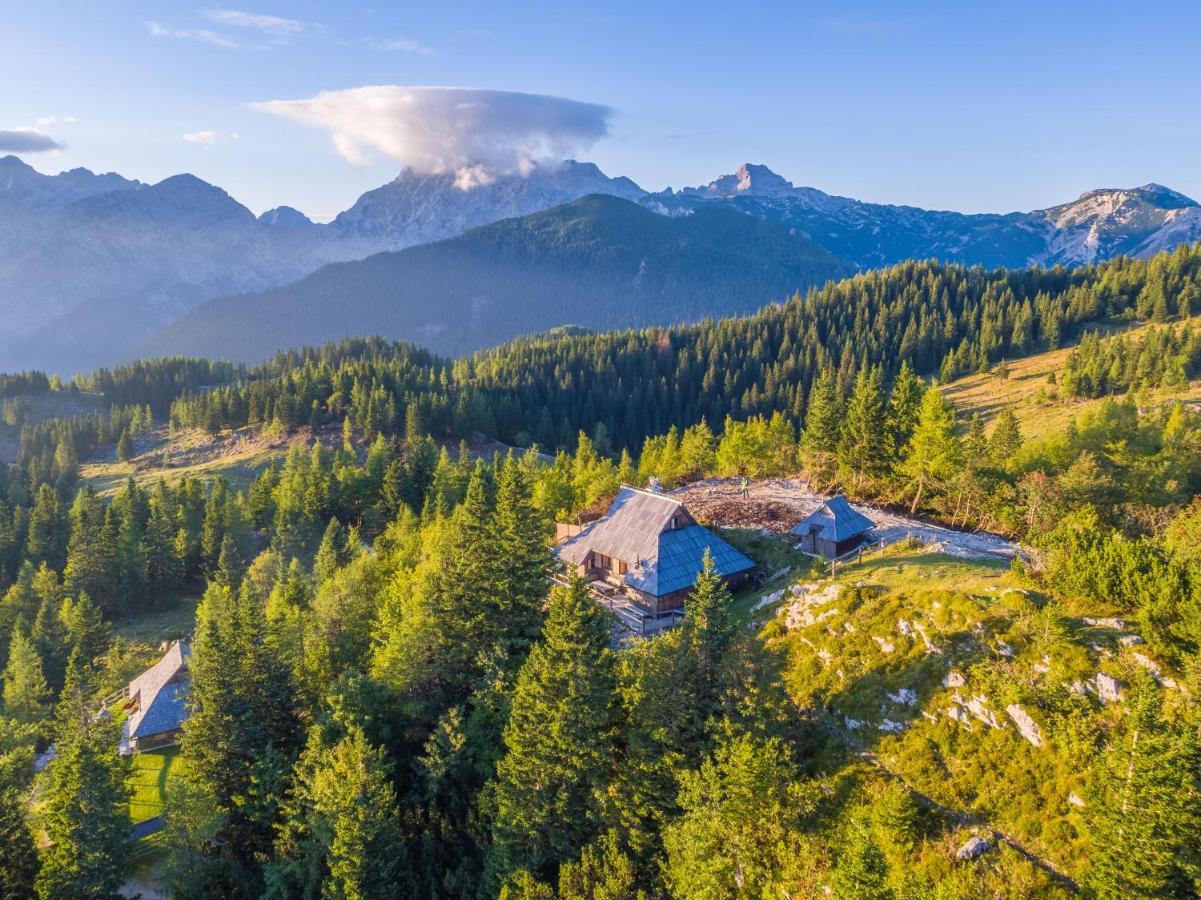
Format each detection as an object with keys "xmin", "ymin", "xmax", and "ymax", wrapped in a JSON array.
[
  {"xmin": 0, "ymin": 783, "xmax": 37, "ymax": 900},
  {"xmin": 662, "ymin": 731, "xmax": 810, "ymax": 898},
  {"xmin": 36, "ymin": 650, "xmax": 129, "ymax": 900},
  {"xmin": 489, "ymin": 577, "xmax": 618, "ymax": 884},
  {"xmin": 685, "ymin": 549, "xmax": 735, "ymax": 693},
  {"xmin": 885, "ymin": 361, "xmax": 925, "ymax": 464},
  {"xmin": 899, "ymin": 389, "xmax": 961, "ymax": 514},
  {"xmin": 269, "ymin": 726, "xmax": 409, "ymax": 899},
  {"xmin": 313, "ymin": 517, "xmax": 348, "ymax": 585},
  {"xmin": 2, "ymin": 625, "xmax": 48, "ymax": 726},
  {"xmin": 59, "ymin": 592, "xmax": 111, "ymax": 668},
  {"xmin": 988, "ymin": 407, "xmax": 1023, "ymax": 463},
  {"xmin": 116, "ymin": 429, "xmax": 133, "ymax": 462},
  {"xmin": 837, "ymin": 365, "xmax": 889, "ymax": 492},
  {"xmin": 1086, "ymin": 672, "xmax": 1201, "ymax": 898}
]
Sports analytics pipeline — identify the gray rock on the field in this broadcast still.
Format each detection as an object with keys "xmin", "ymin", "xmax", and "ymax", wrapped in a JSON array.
[{"xmin": 956, "ymin": 836, "xmax": 991, "ymax": 860}]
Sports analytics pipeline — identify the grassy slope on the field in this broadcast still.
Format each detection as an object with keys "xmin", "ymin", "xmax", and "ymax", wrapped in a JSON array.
[
  {"xmin": 941, "ymin": 320, "xmax": 1201, "ymax": 434},
  {"xmin": 754, "ymin": 544, "xmax": 1183, "ymax": 888},
  {"xmin": 129, "ymin": 747, "xmax": 182, "ymax": 825},
  {"xmin": 81, "ymin": 426, "xmax": 292, "ymax": 497}
]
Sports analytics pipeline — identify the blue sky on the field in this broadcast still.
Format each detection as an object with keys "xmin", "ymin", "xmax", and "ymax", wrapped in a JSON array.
[{"xmin": 3, "ymin": 1, "xmax": 1198, "ymax": 220}]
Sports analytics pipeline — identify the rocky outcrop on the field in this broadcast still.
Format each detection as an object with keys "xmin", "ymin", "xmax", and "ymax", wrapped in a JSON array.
[{"xmin": 1006, "ymin": 704, "xmax": 1044, "ymax": 747}]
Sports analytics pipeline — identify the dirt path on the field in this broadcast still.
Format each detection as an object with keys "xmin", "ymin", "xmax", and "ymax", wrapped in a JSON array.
[{"xmin": 670, "ymin": 478, "xmax": 1018, "ymax": 560}]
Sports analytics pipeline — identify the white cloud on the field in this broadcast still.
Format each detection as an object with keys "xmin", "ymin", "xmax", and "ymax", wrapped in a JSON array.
[
  {"xmin": 369, "ymin": 36, "xmax": 433, "ymax": 54},
  {"xmin": 203, "ymin": 9, "xmax": 309, "ymax": 35},
  {"xmin": 146, "ymin": 20, "xmax": 240, "ymax": 49},
  {"xmin": 252, "ymin": 86, "xmax": 612, "ymax": 185},
  {"xmin": 183, "ymin": 130, "xmax": 240, "ymax": 144},
  {"xmin": 35, "ymin": 115, "xmax": 78, "ymax": 128},
  {"xmin": 0, "ymin": 128, "xmax": 64, "ymax": 153}
]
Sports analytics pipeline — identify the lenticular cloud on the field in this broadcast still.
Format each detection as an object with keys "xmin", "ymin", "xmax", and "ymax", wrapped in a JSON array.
[{"xmin": 253, "ymin": 86, "xmax": 612, "ymax": 182}]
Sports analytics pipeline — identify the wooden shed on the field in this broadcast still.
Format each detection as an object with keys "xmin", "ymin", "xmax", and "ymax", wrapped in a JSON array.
[{"xmin": 790, "ymin": 495, "xmax": 875, "ymax": 559}]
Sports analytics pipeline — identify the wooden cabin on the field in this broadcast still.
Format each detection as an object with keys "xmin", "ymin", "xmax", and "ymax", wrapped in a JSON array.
[
  {"xmin": 119, "ymin": 639, "xmax": 191, "ymax": 755},
  {"xmin": 557, "ymin": 486, "xmax": 755, "ymax": 615},
  {"xmin": 790, "ymin": 495, "xmax": 875, "ymax": 559}
]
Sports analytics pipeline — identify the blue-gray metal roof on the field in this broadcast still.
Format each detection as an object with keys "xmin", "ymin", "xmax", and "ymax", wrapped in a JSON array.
[
  {"xmin": 624, "ymin": 525, "xmax": 755, "ymax": 596},
  {"xmin": 790, "ymin": 495, "xmax": 875, "ymax": 543},
  {"xmin": 130, "ymin": 680, "xmax": 189, "ymax": 739}
]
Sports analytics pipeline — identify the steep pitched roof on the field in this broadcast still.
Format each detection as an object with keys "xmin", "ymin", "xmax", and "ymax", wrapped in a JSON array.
[
  {"xmin": 126, "ymin": 640, "xmax": 191, "ymax": 740},
  {"xmin": 558, "ymin": 487, "xmax": 754, "ymax": 596},
  {"xmin": 790, "ymin": 495, "xmax": 875, "ymax": 543},
  {"xmin": 558, "ymin": 486, "xmax": 690, "ymax": 567},
  {"xmin": 624, "ymin": 525, "xmax": 755, "ymax": 596}
]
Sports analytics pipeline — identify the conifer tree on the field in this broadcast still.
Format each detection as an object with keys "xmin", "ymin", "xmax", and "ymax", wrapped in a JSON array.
[
  {"xmin": 837, "ymin": 365, "xmax": 888, "ymax": 491},
  {"xmin": 1087, "ymin": 672, "xmax": 1201, "ymax": 898},
  {"xmin": 269, "ymin": 726, "xmax": 409, "ymax": 900},
  {"xmin": 492, "ymin": 455, "xmax": 549, "ymax": 655},
  {"xmin": 59, "ymin": 592, "xmax": 111, "ymax": 668},
  {"xmin": 899, "ymin": 389, "xmax": 961, "ymax": 514},
  {"xmin": 2, "ymin": 625, "xmax": 48, "ymax": 726},
  {"xmin": 802, "ymin": 367, "xmax": 850, "ymax": 485},
  {"xmin": 988, "ymin": 407, "xmax": 1023, "ymax": 463},
  {"xmin": 885, "ymin": 361, "xmax": 925, "ymax": 463},
  {"xmin": 489, "ymin": 577, "xmax": 618, "ymax": 884},
  {"xmin": 36, "ymin": 650, "xmax": 129, "ymax": 900},
  {"xmin": 115, "ymin": 429, "xmax": 133, "ymax": 462},
  {"xmin": 662, "ymin": 731, "xmax": 810, "ymax": 898},
  {"xmin": 313, "ymin": 517, "xmax": 348, "ymax": 586},
  {"xmin": 830, "ymin": 814, "xmax": 893, "ymax": 900},
  {"xmin": 215, "ymin": 532, "xmax": 245, "ymax": 589},
  {"xmin": 0, "ymin": 781, "xmax": 37, "ymax": 900}
]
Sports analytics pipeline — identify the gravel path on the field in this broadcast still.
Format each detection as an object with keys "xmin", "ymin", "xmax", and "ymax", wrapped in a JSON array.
[{"xmin": 670, "ymin": 478, "xmax": 1018, "ymax": 560}]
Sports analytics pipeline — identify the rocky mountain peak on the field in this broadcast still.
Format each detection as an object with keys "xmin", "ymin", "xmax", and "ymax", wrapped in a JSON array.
[{"xmin": 683, "ymin": 163, "xmax": 797, "ymax": 199}]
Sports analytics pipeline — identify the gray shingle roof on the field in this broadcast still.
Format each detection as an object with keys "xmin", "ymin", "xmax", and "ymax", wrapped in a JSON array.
[
  {"xmin": 790, "ymin": 495, "xmax": 875, "ymax": 543},
  {"xmin": 558, "ymin": 487, "xmax": 690, "ymax": 568},
  {"xmin": 558, "ymin": 486, "xmax": 754, "ymax": 597},
  {"xmin": 126, "ymin": 640, "xmax": 191, "ymax": 740}
]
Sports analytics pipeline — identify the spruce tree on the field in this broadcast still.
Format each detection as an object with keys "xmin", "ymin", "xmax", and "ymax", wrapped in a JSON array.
[
  {"xmin": 885, "ymin": 361, "xmax": 925, "ymax": 464},
  {"xmin": 36, "ymin": 650, "xmax": 129, "ymax": 900},
  {"xmin": 0, "ymin": 782, "xmax": 37, "ymax": 900},
  {"xmin": 830, "ymin": 814, "xmax": 893, "ymax": 900},
  {"xmin": 313, "ymin": 517, "xmax": 348, "ymax": 586},
  {"xmin": 492, "ymin": 455, "xmax": 549, "ymax": 656},
  {"xmin": 2, "ymin": 625, "xmax": 48, "ymax": 726},
  {"xmin": 802, "ymin": 367, "xmax": 840, "ymax": 487},
  {"xmin": 1087, "ymin": 672, "xmax": 1201, "ymax": 898},
  {"xmin": 837, "ymin": 365, "xmax": 889, "ymax": 492},
  {"xmin": 270, "ymin": 726, "xmax": 409, "ymax": 899},
  {"xmin": 489, "ymin": 577, "xmax": 618, "ymax": 885},
  {"xmin": 115, "ymin": 429, "xmax": 133, "ymax": 462},
  {"xmin": 988, "ymin": 407, "xmax": 1023, "ymax": 463}
]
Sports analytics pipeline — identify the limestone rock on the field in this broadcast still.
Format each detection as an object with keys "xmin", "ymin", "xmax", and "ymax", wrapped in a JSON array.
[
  {"xmin": 955, "ymin": 836, "xmax": 991, "ymax": 861},
  {"xmin": 872, "ymin": 636, "xmax": 896, "ymax": 653},
  {"xmin": 1006, "ymin": 704, "xmax": 1043, "ymax": 747},
  {"xmin": 1093, "ymin": 673, "xmax": 1122, "ymax": 703},
  {"xmin": 943, "ymin": 670, "xmax": 967, "ymax": 688},
  {"xmin": 1068, "ymin": 792, "xmax": 1086, "ymax": 808},
  {"xmin": 1084, "ymin": 617, "xmax": 1125, "ymax": 629},
  {"xmin": 887, "ymin": 688, "xmax": 918, "ymax": 707}
]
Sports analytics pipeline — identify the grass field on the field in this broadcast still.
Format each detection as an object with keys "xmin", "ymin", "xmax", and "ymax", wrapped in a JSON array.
[
  {"xmin": 81, "ymin": 427, "xmax": 287, "ymax": 497},
  {"xmin": 941, "ymin": 320, "xmax": 1201, "ymax": 434},
  {"xmin": 113, "ymin": 594, "xmax": 200, "ymax": 646},
  {"xmin": 129, "ymin": 747, "xmax": 182, "ymax": 824}
]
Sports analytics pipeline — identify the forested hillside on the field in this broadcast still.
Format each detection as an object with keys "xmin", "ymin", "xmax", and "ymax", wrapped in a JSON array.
[
  {"xmin": 1, "ymin": 245, "xmax": 1201, "ymax": 897},
  {"xmin": 136, "ymin": 194, "xmax": 854, "ymax": 362}
]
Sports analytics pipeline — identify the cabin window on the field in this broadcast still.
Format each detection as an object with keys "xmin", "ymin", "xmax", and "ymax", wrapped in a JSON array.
[{"xmin": 618, "ymin": 560, "xmax": 628, "ymax": 574}]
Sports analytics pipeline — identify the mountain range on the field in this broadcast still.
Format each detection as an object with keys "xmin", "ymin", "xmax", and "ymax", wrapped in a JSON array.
[
  {"xmin": 2, "ymin": 153, "xmax": 1200, "ymax": 372},
  {"xmin": 135, "ymin": 194, "xmax": 851, "ymax": 362}
]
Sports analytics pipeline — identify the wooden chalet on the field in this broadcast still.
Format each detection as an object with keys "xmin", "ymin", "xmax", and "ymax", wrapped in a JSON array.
[
  {"xmin": 790, "ymin": 495, "xmax": 875, "ymax": 559},
  {"xmin": 557, "ymin": 486, "xmax": 755, "ymax": 619},
  {"xmin": 118, "ymin": 639, "xmax": 191, "ymax": 755}
]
